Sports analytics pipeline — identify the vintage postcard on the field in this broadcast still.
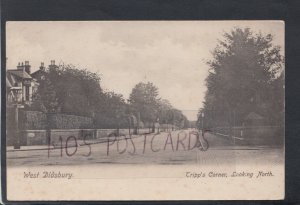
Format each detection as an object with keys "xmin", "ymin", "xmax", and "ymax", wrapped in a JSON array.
[{"xmin": 5, "ymin": 21, "xmax": 284, "ymax": 200}]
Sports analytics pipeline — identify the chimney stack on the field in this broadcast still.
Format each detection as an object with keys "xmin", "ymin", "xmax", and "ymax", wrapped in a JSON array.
[
  {"xmin": 17, "ymin": 62, "xmax": 22, "ymax": 70},
  {"xmin": 17, "ymin": 62, "xmax": 25, "ymax": 70},
  {"xmin": 49, "ymin": 60, "xmax": 56, "ymax": 69},
  {"xmin": 24, "ymin": 61, "xmax": 31, "ymax": 74},
  {"xmin": 40, "ymin": 62, "xmax": 45, "ymax": 71}
]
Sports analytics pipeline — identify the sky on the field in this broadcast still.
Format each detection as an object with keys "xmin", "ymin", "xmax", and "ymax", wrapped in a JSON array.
[{"xmin": 6, "ymin": 21, "xmax": 284, "ymax": 121}]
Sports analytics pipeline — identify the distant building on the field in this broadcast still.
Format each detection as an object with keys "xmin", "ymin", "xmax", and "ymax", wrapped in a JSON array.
[
  {"xmin": 31, "ymin": 62, "xmax": 46, "ymax": 81},
  {"xmin": 243, "ymin": 112, "xmax": 265, "ymax": 126},
  {"xmin": 6, "ymin": 61, "xmax": 37, "ymax": 105},
  {"xmin": 6, "ymin": 60, "xmax": 56, "ymax": 106}
]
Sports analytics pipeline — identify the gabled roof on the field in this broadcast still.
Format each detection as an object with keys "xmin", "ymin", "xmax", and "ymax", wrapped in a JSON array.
[
  {"xmin": 245, "ymin": 112, "xmax": 264, "ymax": 120},
  {"xmin": 6, "ymin": 72, "xmax": 17, "ymax": 86},
  {"xmin": 6, "ymin": 77, "xmax": 12, "ymax": 88},
  {"xmin": 7, "ymin": 69, "xmax": 32, "ymax": 79},
  {"xmin": 31, "ymin": 69, "xmax": 45, "ymax": 78}
]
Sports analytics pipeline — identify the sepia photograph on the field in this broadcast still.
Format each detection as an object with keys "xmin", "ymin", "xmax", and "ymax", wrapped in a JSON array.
[{"xmin": 5, "ymin": 21, "xmax": 284, "ymax": 200}]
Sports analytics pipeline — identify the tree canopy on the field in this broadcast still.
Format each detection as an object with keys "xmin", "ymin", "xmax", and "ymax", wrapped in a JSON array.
[
  {"xmin": 32, "ymin": 64, "xmax": 102, "ymax": 116},
  {"xmin": 199, "ymin": 28, "xmax": 284, "ymax": 128},
  {"xmin": 32, "ymin": 66, "xmax": 189, "ymax": 130},
  {"xmin": 129, "ymin": 82, "xmax": 160, "ymax": 124},
  {"xmin": 128, "ymin": 82, "xmax": 189, "ymax": 129}
]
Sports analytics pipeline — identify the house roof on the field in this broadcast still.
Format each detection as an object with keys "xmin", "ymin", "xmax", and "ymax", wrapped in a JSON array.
[
  {"xmin": 6, "ymin": 72, "xmax": 17, "ymax": 86},
  {"xmin": 6, "ymin": 77, "xmax": 12, "ymax": 88},
  {"xmin": 31, "ymin": 69, "xmax": 45, "ymax": 78},
  {"xmin": 7, "ymin": 69, "xmax": 32, "ymax": 79},
  {"xmin": 245, "ymin": 112, "xmax": 264, "ymax": 120}
]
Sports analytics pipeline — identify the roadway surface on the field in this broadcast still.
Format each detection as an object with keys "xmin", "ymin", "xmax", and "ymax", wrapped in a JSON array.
[{"xmin": 7, "ymin": 130, "xmax": 284, "ymax": 167}]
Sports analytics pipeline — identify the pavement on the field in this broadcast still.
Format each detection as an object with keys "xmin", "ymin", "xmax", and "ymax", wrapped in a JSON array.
[{"xmin": 6, "ymin": 130, "xmax": 284, "ymax": 167}]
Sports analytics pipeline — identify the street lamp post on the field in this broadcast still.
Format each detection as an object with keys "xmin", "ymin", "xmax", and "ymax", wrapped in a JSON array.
[
  {"xmin": 156, "ymin": 117, "xmax": 160, "ymax": 134},
  {"xmin": 116, "ymin": 115, "xmax": 120, "ymax": 136},
  {"xmin": 14, "ymin": 104, "xmax": 20, "ymax": 149},
  {"xmin": 172, "ymin": 111, "xmax": 175, "ymax": 131},
  {"xmin": 128, "ymin": 115, "xmax": 132, "ymax": 135},
  {"xmin": 201, "ymin": 112, "xmax": 204, "ymax": 132},
  {"xmin": 136, "ymin": 111, "xmax": 140, "ymax": 135},
  {"xmin": 233, "ymin": 109, "xmax": 236, "ymax": 145},
  {"xmin": 10, "ymin": 87, "xmax": 24, "ymax": 149}
]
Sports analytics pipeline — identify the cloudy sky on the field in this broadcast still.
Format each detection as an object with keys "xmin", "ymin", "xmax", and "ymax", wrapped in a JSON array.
[{"xmin": 6, "ymin": 21, "xmax": 284, "ymax": 120}]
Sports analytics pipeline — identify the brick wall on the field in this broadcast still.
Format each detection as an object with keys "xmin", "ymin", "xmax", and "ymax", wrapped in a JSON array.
[
  {"xmin": 47, "ymin": 113, "xmax": 92, "ymax": 129},
  {"xmin": 20, "ymin": 110, "xmax": 47, "ymax": 130},
  {"xmin": 17, "ymin": 111, "xmax": 93, "ymax": 130}
]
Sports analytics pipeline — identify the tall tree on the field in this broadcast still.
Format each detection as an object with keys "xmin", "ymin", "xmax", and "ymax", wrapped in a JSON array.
[
  {"xmin": 157, "ymin": 99, "xmax": 173, "ymax": 124},
  {"xmin": 201, "ymin": 27, "xmax": 284, "ymax": 128},
  {"xmin": 33, "ymin": 64, "xmax": 103, "ymax": 116},
  {"xmin": 129, "ymin": 82, "xmax": 160, "ymax": 126},
  {"xmin": 95, "ymin": 91, "xmax": 129, "ymax": 128}
]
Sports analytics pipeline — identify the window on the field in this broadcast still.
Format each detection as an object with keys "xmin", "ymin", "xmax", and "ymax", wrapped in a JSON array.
[{"xmin": 25, "ymin": 86, "xmax": 30, "ymax": 101}]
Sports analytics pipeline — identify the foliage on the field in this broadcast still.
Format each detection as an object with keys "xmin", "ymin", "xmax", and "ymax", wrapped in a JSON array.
[
  {"xmin": 199, "ymin": 27, "xmax": 284, "ymax": 128},
  {"xmin": 129, "ymin": 82, "xmax": 160, "ymax": 123},
  {"xmin": 128, "ymin": 82, "xmax": 189, "ymax": 129},
  {"xmin": 32, "ymin": 65, "xmax": 189, "ymax": 129},
  {"xmin": 33, "ymin": 64, "xmax": 102, "ymax": 116},
  {"xmin": 94, "ymin": 92, "xmax": 129, "ymax": 128}
]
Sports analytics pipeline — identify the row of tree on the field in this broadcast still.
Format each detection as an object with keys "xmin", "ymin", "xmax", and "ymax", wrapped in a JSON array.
[
  {"xmin": 129, "ymin": 82, "xmax": 189, "ymax": 129},
  {"xmin": 30, "ymin": 65, "xmax": 188, "ymax": 130},
  {"xmin": 198, "ymin": 27, "xmax": 284, "ymax": 129}
]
